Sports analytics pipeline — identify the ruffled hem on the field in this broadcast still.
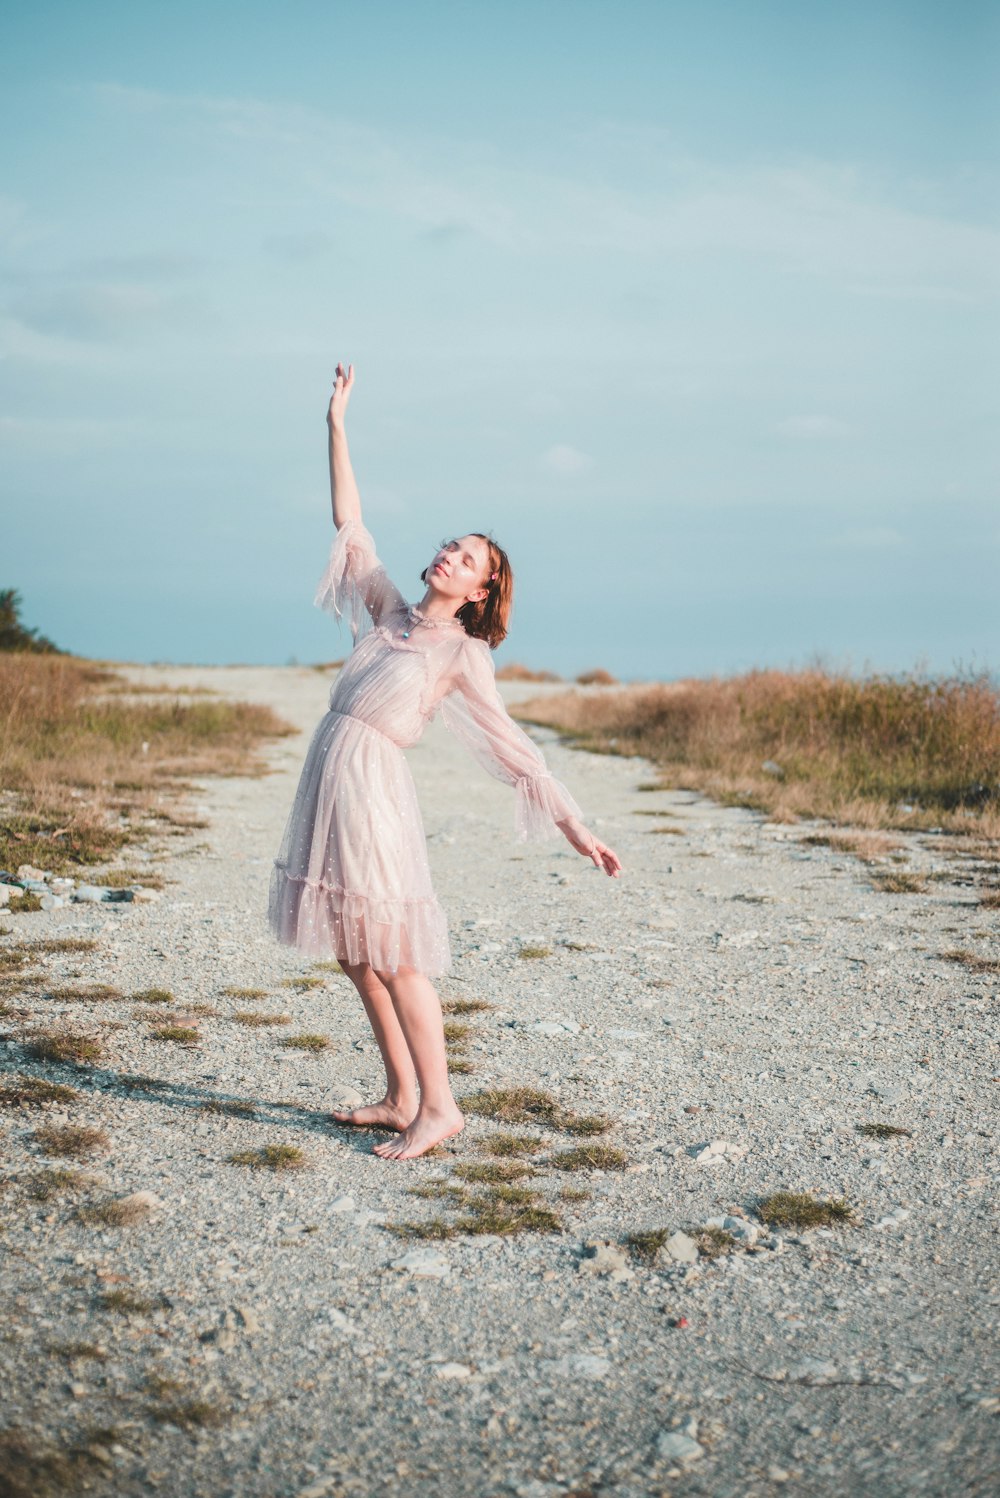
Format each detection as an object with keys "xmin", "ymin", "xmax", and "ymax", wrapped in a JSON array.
[
  {"xmin": 513, "ymin": 772, "xmax": 584, "ymax": 843},
  {"xmin": 268, "ymin": 864, "xmax": 452, "ymax": 977}
]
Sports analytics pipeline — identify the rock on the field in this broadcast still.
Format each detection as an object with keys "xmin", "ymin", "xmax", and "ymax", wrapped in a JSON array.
[
  {"xmin": 216, "ymin": 1328, "xmax": 237, "ymax": 1352},
  {"xmin": 17, "ymin": 865, "xmax": 48, "ymax": 882},
  {"xmin": 329, "ymin": 1193, "xmax": 356, "ymax": 1213},
  {"xmin": 530, "ymin": 1019, "xmax": 581, "ymax": 1035},
  {"xmin": 688, "ymin": 1139, "xmax": 747, "ymax": 1165},
  {"xmin": 39, "ymin": 894, "xmax": 66, "ymax": 911},
  {"xmin": 544, "ymin": 1353, "xmax": 611, "ymax": 1381},
  {"xmin": 577, "ymin": 1241, "xmax": 634, "ymax": 1281},
  {"xmin": 656, "ymin": 1429, "xmax": 705, "ymax": 1465},
  {"xmin": 391, "ymin": 1248, "xmax": 450, "ymax": 1279},
  {"xmin": 715, "ymin": 930, "xmax": 761, "ymax": 948},
  {"xmin": 0, "ymin": 887, "xmax": 10, "ymax": 907},
  {"xmin": 69, "ymin": 1380, "xmax": 88, "ymax": 1399},
  {"xmin": 787, "ymin": 1358, "xmax": 839, "ymax": 1384},
  {"xmin": 434, "ymin": 1362, "xmax": 471, "ymax": 1380},
  {"xmin": 761, "ymin": 760, "xmax": 784, "ymax": 777},
  {"xmin": 328, "ymin": 1085, "xmax": 364, "ymax": 1107},
  {"xmin": 234, "ymin": 1305, "xmax": 261, "ymax": 1333},
  {"xmin": 664, "ymin": 1231, "xmax": 699, "ymax": 1264},
  {"xmin": 131, "ymin": 888, "xmax": 161, "ymax": 903},
  {"xmin": 722, "ymin": 1214, "xmax": 761, "ymax": 1246},
  {"xmin": 105, "ymin": 889, "xmax": 135, "ymax": 903},
  {"xmin": 874, "ymin": 1208, "xmax": 911, "ymax": 1230},
  {"xmin": 73, "ymin": 885, "xmax": 111, "ymax": 904}
]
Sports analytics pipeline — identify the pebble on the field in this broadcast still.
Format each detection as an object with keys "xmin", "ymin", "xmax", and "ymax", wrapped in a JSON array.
[
  {"xmin": 434, "ymin": 1362, "xmax": 472, "ymax": 1380},
  {"xmin": 664, "ymin": 1231, "xmax": 699, "ymax": 1264},
  {"xmin": 688, "ymin": 1139, "xmax": 748, "ymax": 1165},
  {"xmin": 391, "ymin": 1249, "xmax": 450, "ymax": 1279},
  {"xmin": 329, "ymin": 1194, "xmax": 356, "ymax": 1213},
  {"xmin": 577, "ymin": 1241, "xmax": 634, "ymax": 1281},
  {"xmin": 656, "ymin": 1429, "xmax": 705, "ymax": 1465}
]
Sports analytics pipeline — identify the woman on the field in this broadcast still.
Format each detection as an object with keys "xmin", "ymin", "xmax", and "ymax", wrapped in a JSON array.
[{"xmin": 269, "ymin": 363, "xmax": 621, "ymax": 1160}]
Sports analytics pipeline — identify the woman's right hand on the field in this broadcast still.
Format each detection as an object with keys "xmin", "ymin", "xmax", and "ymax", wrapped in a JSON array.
[{"xmin": 327, "ymin": 362, "xmax": 355, "ymax": 429}]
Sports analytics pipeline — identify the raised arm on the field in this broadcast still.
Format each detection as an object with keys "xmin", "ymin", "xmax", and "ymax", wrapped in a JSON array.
[
  {"xmin": 327, "ymin": 361, "xmax": 361, "ymax": 530},
  {"xmin": 315, "ymin": 363, "xmax": 406, "ymax": 636}
]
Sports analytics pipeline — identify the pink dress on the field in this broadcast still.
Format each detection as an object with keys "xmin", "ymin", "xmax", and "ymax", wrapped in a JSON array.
[{"xmin": 268, "ymin": 518, "xmax": 585, "ymax": 977}]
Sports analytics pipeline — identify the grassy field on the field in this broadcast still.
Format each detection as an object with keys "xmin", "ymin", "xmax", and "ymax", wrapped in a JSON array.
[
  {"xmin": 0, "ymin": 653, "xmax": 294, "ymax": 874},
  {"xmin": 514, "ymin": 666, "xmax": 1000, "ymax": 837}
]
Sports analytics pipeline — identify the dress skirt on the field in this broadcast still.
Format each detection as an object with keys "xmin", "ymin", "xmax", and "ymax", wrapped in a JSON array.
[{"xmin": 268, "ymin": 710, "xmax": 452, "ymax": 976}]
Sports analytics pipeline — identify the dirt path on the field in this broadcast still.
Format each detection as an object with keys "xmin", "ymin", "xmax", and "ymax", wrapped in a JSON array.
[{"xmin": 2, "ymin": 663, "xmax": 996, "ymax": 1498}]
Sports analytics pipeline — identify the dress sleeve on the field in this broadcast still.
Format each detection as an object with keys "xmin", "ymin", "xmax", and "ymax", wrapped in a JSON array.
[
  {"xmin": 314, "ymin": 516, "xmax": 406, "ymax": 639},
  {"xmin": 439, "ymin": 638, "xmax": 589, "ymax": 843}
]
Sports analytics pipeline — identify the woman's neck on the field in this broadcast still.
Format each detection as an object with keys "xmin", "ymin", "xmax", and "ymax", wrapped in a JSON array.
[{"xmin": 415, "ymin": 588, "xmax": 464, "ymax": 622}]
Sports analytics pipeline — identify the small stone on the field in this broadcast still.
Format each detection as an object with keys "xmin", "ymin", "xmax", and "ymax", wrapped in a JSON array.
[
  {"xmin": 216, "ymin": 1328, "xmax": 237, "ymax": 1352},
  {"xmin": 656, "ymin": 1429, "xmax": 705, "ymax": 1465},
  {"xmin": 329, "ymin": 1193, "xmax": 356, "ymax": 1213},
  {"xmin": 689, "ymin": 1139, "xmax": 747, "ymax": 1165},
  {"xmin": 39, "ymin": 894, "xmax": 66, "ymax": 911},
  {"xmin": 664, "ymin": 1231, "xmax": 699, "ymax": 1264},
  {"xmin": 577, "ymin": 1241, "xmax": 634, "ymax": 1280},
  {"xmin": 73, "ymin": 885, "xmax": 111, "ymax": 904},
  {"xmin": 391, "ymin": 1248, "xmax": 450, "ymax": 1279},
  {"xmin": 328, "ymin": 1086, "xmax": 364, "ymax": 1108},
  {"xmin": 132, "ymin": 888, "xmax": 162, "ymax": 903},
  {"xmin": 434, "ymin": 1362, "xmax": 471, "ymax": 1380},
  {"xmin": 69, "ymin": 1381, "xmax": 87, "ymax": 1399},
  {"xmin": 768, "ymin": 1464, "xmax": 791, "ymax": 1482},
  {"xmin": 17, "ymin": 864, "xmax": 48, "ymax": 882},
  {"xmin": 234, "ymin": 1305, "xmax": 261, "ymax": 1333},
  {"xmin": 530, "ymin": 1019, "xmax": 581, "ymax": 1035},
  {"xmin": 0, "ymin": 887, "xmax": 10, "ymax": 907}
]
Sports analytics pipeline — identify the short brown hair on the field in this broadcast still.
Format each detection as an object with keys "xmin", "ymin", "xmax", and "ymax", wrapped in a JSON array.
[{"xmin": 421, "ymin": 534, "xmax": 512, "ymax": 650}]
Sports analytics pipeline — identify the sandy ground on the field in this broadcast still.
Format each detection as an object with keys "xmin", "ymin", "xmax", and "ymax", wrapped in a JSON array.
[{"xmin": 1, "ymin": 662, "xmax": 997, "ymax": 1498}]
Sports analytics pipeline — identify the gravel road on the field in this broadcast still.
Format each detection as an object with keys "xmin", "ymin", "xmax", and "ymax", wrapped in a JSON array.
[{"xmin": 1, "ymin": 662, "xmax": 997, "ymax": 1498}]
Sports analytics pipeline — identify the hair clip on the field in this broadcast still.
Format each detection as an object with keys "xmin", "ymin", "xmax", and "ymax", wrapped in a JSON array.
[{"xmin": 489, "ymin": 571, "xmax": 498, "ymax": 581}]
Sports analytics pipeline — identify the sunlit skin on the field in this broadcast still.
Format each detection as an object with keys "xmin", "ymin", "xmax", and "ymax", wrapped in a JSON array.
[{"xmin": 324, "ymin": 361, "xmax": 621, "ymax": 1159}]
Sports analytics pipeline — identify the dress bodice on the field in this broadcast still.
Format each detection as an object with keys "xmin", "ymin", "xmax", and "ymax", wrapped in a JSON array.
[{"xmin": 315, "ymin": 518, "xmax": 587, "ymax": 843}]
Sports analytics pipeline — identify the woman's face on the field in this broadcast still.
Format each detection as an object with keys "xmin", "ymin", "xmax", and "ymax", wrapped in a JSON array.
[{"xmin": 427, "ymin": 535, "xmax": 492, "ymax": 602}]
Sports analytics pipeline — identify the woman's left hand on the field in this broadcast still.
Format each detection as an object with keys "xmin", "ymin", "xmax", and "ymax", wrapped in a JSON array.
[{"xmin": 561, "ymin": 818, "xmax": 622, "ymax": 877}]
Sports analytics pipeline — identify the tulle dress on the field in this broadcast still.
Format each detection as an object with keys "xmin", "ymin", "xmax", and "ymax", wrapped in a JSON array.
[{"xmin": 268, "ymin": 518, "xmax": 586, "ymax": 977}]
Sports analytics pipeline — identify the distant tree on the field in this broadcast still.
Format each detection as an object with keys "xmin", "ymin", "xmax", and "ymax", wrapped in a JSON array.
[{"xmin": 0, "ymin": 589, "xmax": 62, "ymax": 653}]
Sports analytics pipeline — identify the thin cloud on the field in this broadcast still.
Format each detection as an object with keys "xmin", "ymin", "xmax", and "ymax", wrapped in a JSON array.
[
  {"xmin": 776, "ymin": 415, "xmax": 854, "ymax": 440},
  {"xmin": 542, "ymin": 444, "xmax": 595, "ymax": 475}
]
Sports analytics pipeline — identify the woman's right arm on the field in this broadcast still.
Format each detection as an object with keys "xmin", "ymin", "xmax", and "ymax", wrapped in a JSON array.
[{"xmin": 327, "ymin": 361, "xmax": 361, "ymax": 530}]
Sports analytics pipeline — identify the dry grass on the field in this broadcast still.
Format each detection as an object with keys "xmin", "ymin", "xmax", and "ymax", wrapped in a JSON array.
[
  {"xmin": 462, "ymin": 1085, "xmax": 611, "ymax": 1137},
  {"xmin": 27, "ymin": 1166, "xmax": 100, "ymax": 1201},
  {"xmin": 495, "ymin": 662, "xmax": 562, "ymax": 682},
  {"xmin": 131, "ymin": 987, "xmax": 174, "ymax": 1004},
  {"xmin": 0, "ymin": 1074, "xmax": 79, "ymax": 1106},
  {"xmin": 518, "ymin": 946, "xmax": 552, "ymax": 960},
  {"xmin": 870, "ymin": 871, "xmax": 928, "ymax": 894},
  {"xmin": 0, "ymin": 652, "xmax": 294, "ymax": 875},
  {"xmin": 32, "ymin": 1124, "xmax": 110, "ymax": 1158},
  {"xmin": 0, "ymin": 1428, "xmax": 101, "ymax": 1498},
  {"xmin": 477, "ymin": 1131, "xmax": 546, "ymax": 1158},
  {"xmin": 453, "ymin": 1160, "xmax": 536, "ymax": 1184},
  {"xmin": 200, "ymin": 1098, "xmax": 257, "ymax": 1117},
  {"xmin": 442, "ymin": 998, "xmax": 493, "ymax": 1015},
  {"xmin": 232, "ymin": 1010, "xmax": 292, "ymax": 1027},
  {"xmin": 515, "ymin": 667, "xmax": 1000, "ymax": 833},
  {"xmin": 279, "ymin": 975, "xmax": 325, "ymax": 991},
  {"xmin": 280, "ymin": 1032, "xmax": 331, "ymax": 1051},
  {"xmin": 695, "ymin": 1226, "xmax": 739, "ymax": 1259},
  {"xmin": 98, "ymin": 1288, "xmax": 156, "ymax": 1314},
  {"xmin": 549, "ymin": 1144, "xmax": 628, "ymax": 1172},
  {"xmin": 443, "ymin": 1021, "xmax": 471, "ymax": 1045},
  {"xmin": 856, "ymin": 1122, "xmax": 913, "ymax": 1139},
  {"xmin": 150, "ymin": 1024, "xmax": 200, "ymax": 1044},
  {"xmin": 150, "ymin": 1398, "xmax": 228, "ymax": 1429},
  {"xmin": 448, "ymin": 1058, "xmax": 475, "ymax": 1074},
  {"xmin": 227, "ymin": 1143, "xmax": 306, "ymax": 1170},
  {"xmin": 77, "ymin": 1194, "xmax": 153, "ymax": 1227},
  {"xmin": 26, "ymin": 1030, "xmax": 103, "ymax": 1064},
  {"xmin": 221, "ymin": 985, "xmax": 270, "ymax": 999},
  {"xmin": 756, "ymin": 1191, "xmax": 856, "ymax": 1229},
  {"xmin": 43, "ymin": 983, "xmax": 122, "ymax": 1003},
  {"xmin": 34, "ymin": 937, "xmax": 99, "ymax": 954},
  {"xmin": 940, "ymin": 948, "xmax": 1000, "ymax": 973},
  {"xmin": 624, "ymin": 1228, "xmax": 669, "ymax": 1264}
]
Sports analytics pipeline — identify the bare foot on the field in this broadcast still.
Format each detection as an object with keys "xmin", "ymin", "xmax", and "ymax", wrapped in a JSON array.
[
  {"xmin": 329, "ymin": 1097, "xmax": 416, "ymax": 1132},
  {"xmin": 372, "ymin": 1105, "xmax": 465, "ymax": 1161}
]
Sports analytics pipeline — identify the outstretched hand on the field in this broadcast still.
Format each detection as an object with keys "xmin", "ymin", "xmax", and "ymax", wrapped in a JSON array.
[
  {"xmin": 561, "ymin": 819, "xmax": 622, "ymax": 878},
  {"xmin": 327, "ymin": 361, "xmax": 355, "ymax": 428}
]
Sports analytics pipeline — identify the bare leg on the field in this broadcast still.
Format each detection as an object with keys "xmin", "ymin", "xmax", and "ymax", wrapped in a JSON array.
[
  {"xmin": 329, "ymin": 960, "xmax": 418, "ymax": 1130},
  {"xmin": 371, "ymin": 966, "xmax": 465, "ymax": 1161}
]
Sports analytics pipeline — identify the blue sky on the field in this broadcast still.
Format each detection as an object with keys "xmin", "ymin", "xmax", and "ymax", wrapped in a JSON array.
[{"xmin": 2, "ymin": 1, "xmax": 997, "ymax": 681}]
